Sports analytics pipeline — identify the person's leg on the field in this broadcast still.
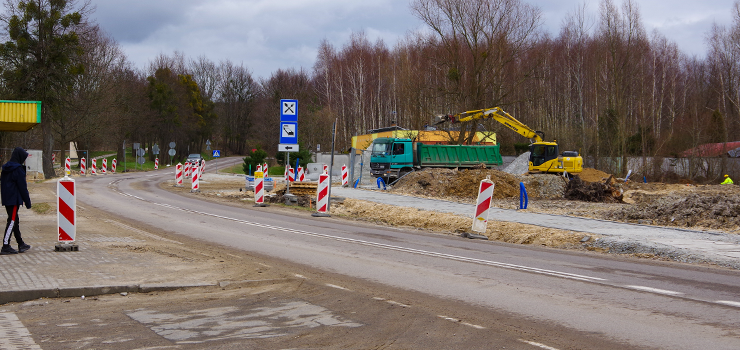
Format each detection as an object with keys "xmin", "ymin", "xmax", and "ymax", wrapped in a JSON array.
[{"xmin": 1, "ymin": 205, "xmax": 18, "ymax": 254}]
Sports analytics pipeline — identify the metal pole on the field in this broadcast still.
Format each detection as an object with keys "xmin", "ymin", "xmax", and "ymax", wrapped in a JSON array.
[
  {"xmin": 285, "ymin": 151, "xmax": 291, "ymax": 195},
  {"xmin": 327, "ymin": 119, "xmax": 337, "ymax": 211},
  {"xmin": 123, "ymin": 141, "xmax": 127, "ymax": 173}
]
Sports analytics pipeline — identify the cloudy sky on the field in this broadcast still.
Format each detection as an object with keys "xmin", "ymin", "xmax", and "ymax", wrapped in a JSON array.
[{"xmin": 89, "ymin": 0, "xmax": 738, "ymax": 79}]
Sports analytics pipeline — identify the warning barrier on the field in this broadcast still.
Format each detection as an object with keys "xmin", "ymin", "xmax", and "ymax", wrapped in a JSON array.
[
  {"xmin": 65, "ymin": 157, "xmax": 71, "ymax": 176},
  {"xmin": 254, "ymin": 171, "xmax": 266, "ymax": 206},
  {"xmin": 200, "ymin": 159, "xmax": 205, "ymax": 174},
  {"xmin": 80, "ymin": 158, "xmax": 86, "ymax": 176},
  {"xmin": 155, "ymin": 158, "xmax": 159, "ymax": 170},
  {"xmin": 288, "ymin": 167, "xmax": 295, "ymax": 182},
  {"xmin": 175, "ymin": 163, "xmax": 183, "ymax": 186},
  {"xmin": 297, "ymin": 166, "xmax": 305, "ymax": 182},
  {"xmin": 52, "ymin": 152, "xmax": 56, "ymax": 163},
  {"xmin": 191, "ymin": 164, "xmax": 200, "ymax": 192},
  {"xmin": 341, "ymin": 164, "xmax": 348, "ymax": 186},
  {"xmin": 323, "ymin": 164, "xmax": 328, "ymax": 174},
  {"xmin": 471, "ymin": 176, "xmax": 495, "ymax": 234},
  {"xmin": 315, "ymin": 172, "xmax": 330, "ymax": 215},
  {"xmin": 101, "ymin": 158, "xmax": 107, "ymax": 174},
  {"xmin": 263, "ymin": 163, "xmax": 268, "ymax": 175},
  {"xmin": 112, "ymin": 159, "xmax": 117, "ymax": 173},
  {"xmin": 91, "ymin": 159, "xmax": 97, "ymax": 175},
  {"xmin": 184, "ymin": 162, "xmax": 191, "ymax": 178},
  {"xmin": 57, "ymin": 176, "xmax": 76, "ymax": 242}
]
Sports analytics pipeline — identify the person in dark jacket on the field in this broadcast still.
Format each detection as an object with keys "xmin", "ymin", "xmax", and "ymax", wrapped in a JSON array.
[{"xmin": 1, "ymin": 147, "xmax": 32, "ymax": 255}]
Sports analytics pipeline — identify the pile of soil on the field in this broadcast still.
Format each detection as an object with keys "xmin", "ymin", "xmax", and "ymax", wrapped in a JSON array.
[
  {"xmin": 564, "ymin": 175, "xmax": 623, "ymax": 203},
  {"xmin": 604, "ymin": 186, "xmax": 740, "ymax": 230},
  {"xmin": 392, "ymin": 168, "xmax": 520, "ymax": 200}
]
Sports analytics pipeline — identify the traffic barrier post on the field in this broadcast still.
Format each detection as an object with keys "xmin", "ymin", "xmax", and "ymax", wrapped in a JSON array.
[
  {"xmin": 155, "ymin": 158, "xmax": 159, "ymax": 170},
  {"xmin": 91, "ymin": 159, "xmax": 97, "ymax": 175},
  {"xmin": 56, "ymin": 176, "xmax": 78, "ymax": 251},
  {"xmin": 341, "ymin": 164, "xmax": 348, "ymax": 186},
  {"xmin": 288, "ymin": 167, "xmax": 295, "ymax": 182},
  {"xmin": 467, "ymin": 176, "xmax": 494, "ymax": 239},
  {"xmin": 297, "ymin": 166, "xmax": 305, "ymax": 182},
  {"xmin": 65, "ymin": 157, "xmax": 71, "ymax": 176},
  {"xmin": 175, "ymin": 163, "xmax": 183, "ymax": 186},
  {"xmin": 312, "ymin": 172, "xmax": 330, "ymax": 217},
  {"xmin": 184, "ymin": 162, "xmax": 191, "ymax": 178},
  {"xmin": 80, "ymin": 158, "xmax": 86, "ymax": 176},
  {"xmin": 112, "ymin": 159, "xmax": 117, "ymax": 173},
  {"xmin": 101, "ymin": 158, "xmax": 107, "ymax": 174},
  {"xmin": 191, "ymin": 164, "xmax": 200, "ymax": 192},
  {"xmin": 254, "ymin": 171, "xmax": 267, "ymax": 207}
]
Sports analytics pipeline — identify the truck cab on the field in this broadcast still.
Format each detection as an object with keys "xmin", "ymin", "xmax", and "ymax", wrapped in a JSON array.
[{"xmin": 370, "ymin": 138, "xmax": 413, "ymax": 180}]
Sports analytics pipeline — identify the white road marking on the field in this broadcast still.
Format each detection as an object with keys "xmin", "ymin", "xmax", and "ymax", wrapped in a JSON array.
[
  {"xmin": 294, "ymin": 274, "xmax": 307, "ymax": 279},
  {"xmin": 519, "ymin": 339, "xmax": 560, "ymax": 350},
  {"xmin": 438, "ymin": 315, "xmax": 485, "ymax": 329},
  {"xmin": 385, "ymin": 300, "xmax": 409, "ymax": 308},
  {"xmin": 625, "ymin": 285, "xmax": 683, "ymax": 296},
  {"xmin": 716, "ymin": 300, "xmax": 740, "ymax": 308},
  {"xmin": 326, "ymin": 284, "xmax": 350, "ymax": 291},
  {"xmin": 113, "ymin": 185, "xmax": 607, "ymax": 284},
  {"xmin": 0, "ymin": 312, "xmax": 42, "ymax": 350}
]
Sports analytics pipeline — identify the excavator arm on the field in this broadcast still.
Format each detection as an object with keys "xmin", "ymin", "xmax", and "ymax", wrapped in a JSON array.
[{"xmin": 434, "ymin": 107, "xmax": 544, "ymax": 143}]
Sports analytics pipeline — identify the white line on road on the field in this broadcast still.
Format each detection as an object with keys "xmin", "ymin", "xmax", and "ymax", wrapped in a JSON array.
[
  {"xmin": 716, "ymin": 300, "xmax": 740, "ymax": 308},
  {"xmin": 437, "ymin": 315, "xmax": 485, "ymax": 329},
  {"xmin": 625, "ymin": 285, "xmax": 683, "ymax": 296},
  {"xmin": 519, "ymin": 339, "xmax": 560, "ymax": 350},
  {"xmin": 326, "ymin": 283, "xmax": 350, "ymax": 291}
]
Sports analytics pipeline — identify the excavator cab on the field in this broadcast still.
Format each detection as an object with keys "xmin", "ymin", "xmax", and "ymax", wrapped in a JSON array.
[{"xmin": 529, "ymin": 142, "xmax": 558, "ymax": 167}]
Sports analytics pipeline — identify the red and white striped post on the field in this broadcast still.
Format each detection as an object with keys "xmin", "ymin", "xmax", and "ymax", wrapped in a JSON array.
[
  {"xmin": 57, "ymin": 176, "xmax": 77, "ymax": 248},
  {"xmin": 184, "ymin": 162, "xmax": 191, "ymax": 178},
  {"xmin": 101, "ymin": 158, "xmax": 107, "ymax": 174},
  {"xmin": 263, "ymin": 163, "xmax": 268, "ymax": 175},
  {"xmin": 288, "ymin": 167, "xmax": 295, "ymax": 182},
  {"xmin": 323, "ymin": 164, "xmax": 328, "ymax": 175},
  {"xmin": 313, "ymin": 172, "xmax": 330, "ymax": 217},
  {"xmin": 191, "ymin": 164, "xmax": 200, "ymax": 192},
  {"xmin": 254, "ymin": 171, "xmax": 267, "ymax": 207},
  {"xmin": 256, "ymin": 164, "xmax": 262, "ymax": 174},
  {"xmin": 111, "ymin": 159, "xmax": 117, "ymax": 173},
  {"xmin": 91, "ymin": 159, "xmax": 97, "ymax": 175},
  {"xmin": 65, "ymin": 157, "xmax": 71, "ymax": 176},
  {"xmin": 284, "ymin": 165, "xmax": 289, "ymax": 181},
  {"xmin": 200, "ymin": 159, "xmax": 205, "ymax": 174},
  {"xmin": 80, "ymin": 158, "xmax": 86, "ymax": 176},
  {"xmin": 470, "ymin": 176, "xmax": 495, "ymax": 237},
  {"xmin": 297, "ymin": 166, "xmax": 304, "ymax": 182},
  {"xmin": 341, "ymin": 164, "xmax": 348, "ymax": 186},
  {"xmin": 52, "ymin": 152, "xmax": 56, "ymax": 164},
  {"xmin": 175, "ymin": 163, "xmax": 183, "ymax": 186},
  {"xmin": 155, "ymin": 158, "xmax": 159, "ymax": 170}
]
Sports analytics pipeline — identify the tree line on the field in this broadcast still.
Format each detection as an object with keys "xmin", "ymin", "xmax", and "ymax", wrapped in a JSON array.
[{"xmin": 1, "ymin": 0, "xmax": 739, "ymax": 180}]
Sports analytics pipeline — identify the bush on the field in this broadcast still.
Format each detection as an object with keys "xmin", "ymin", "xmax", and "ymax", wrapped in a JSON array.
[{"xmin": 243, "ymin": 147, "xmax": 267, "ymax": 175}]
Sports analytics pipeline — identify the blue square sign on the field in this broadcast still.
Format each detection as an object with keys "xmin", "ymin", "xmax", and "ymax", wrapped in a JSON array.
[
  {"xmin": 280, "ymin": 99, "xmax": 298, "ymax": 122},
  {"xmin": 212, "ymin": 150, "xmax": 221, "ymax": 157},
  {"xmin": 280, "ymin": 122, "xmax": 298, "ymax": 144}
]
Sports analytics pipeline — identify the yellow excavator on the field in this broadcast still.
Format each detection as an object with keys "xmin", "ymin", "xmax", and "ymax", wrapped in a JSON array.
[{"xmin": 434, "ymin": 107, "xmax": 583, "ymax": 174}]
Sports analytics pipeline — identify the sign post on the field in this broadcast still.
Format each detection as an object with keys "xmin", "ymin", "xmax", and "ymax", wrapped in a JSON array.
[{"xmin": 279, "ymin": 99, "xmax": 299, "ymax": 196}]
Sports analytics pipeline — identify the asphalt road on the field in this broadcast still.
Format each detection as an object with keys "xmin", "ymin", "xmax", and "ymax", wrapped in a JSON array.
[{"xmin": 15, "ymin": 157, "xmax": 740, "ymax": 349}]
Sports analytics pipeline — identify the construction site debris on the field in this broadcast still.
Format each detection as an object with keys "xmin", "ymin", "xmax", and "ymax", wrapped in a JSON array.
[{"xmin": 564, "ymin": 176, "xmax": 623, "ymax": 203}]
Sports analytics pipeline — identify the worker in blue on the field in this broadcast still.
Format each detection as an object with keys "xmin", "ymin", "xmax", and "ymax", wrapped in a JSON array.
[
  {"xmin": 721, "ymin": 174, "xmax": 734, "ymax": 185},
  {"xmin": 1, "ymin": 147, "xmax": 32, "ymax": 255}
]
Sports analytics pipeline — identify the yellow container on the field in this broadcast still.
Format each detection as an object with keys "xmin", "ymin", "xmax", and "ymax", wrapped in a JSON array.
[{"xmin": 0, "ymin": 100, "xmax": 42, "ymax": 132}]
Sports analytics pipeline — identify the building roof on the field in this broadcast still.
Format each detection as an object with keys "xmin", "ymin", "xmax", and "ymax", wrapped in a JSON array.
[{"xmin": 680, "ymin": 141, "xmax": 740, "ymax": 157}]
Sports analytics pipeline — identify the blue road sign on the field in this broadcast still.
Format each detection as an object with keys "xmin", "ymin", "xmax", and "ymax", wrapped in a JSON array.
[
  {"xmin": 280, "ymin": 99, "xmax": 298, "ymax": 122},
  {"xmin": 280, "ymin": 122, "xmax": 298, "ymax": 144},
  {"xmin": 212, "ymin": 150, "xmax": 221, "ymax": 157}
]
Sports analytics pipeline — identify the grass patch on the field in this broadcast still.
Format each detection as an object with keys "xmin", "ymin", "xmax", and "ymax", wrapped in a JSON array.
[{"xmin": 32, "ymin": 202, "xmax": 52, "ymax": 214}]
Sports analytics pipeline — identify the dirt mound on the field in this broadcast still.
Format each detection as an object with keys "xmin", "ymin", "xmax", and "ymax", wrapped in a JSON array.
[
  {"xmin": 579, "ymin": 168, "xmax": 612, "ymax": 183},
  {"xmin": 392, "ymin": 168, "xmax": 520, "ymax": 199},
  {"xmin": 605, "ymin": 185, "xmax": 740, "ymax": 230},
  {"xmin": 564, "ymin": 176, "xmax": 623, "ymax": 203}
]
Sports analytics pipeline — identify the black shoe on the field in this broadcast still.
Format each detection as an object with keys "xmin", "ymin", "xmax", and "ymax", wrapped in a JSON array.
[
  {"xmin": 18, "ymin": 244, "xmax": 30, "ymax": 253},
  {"xmin": 1, "ymin": 245, "xmax": 18, "ymax": 255}
]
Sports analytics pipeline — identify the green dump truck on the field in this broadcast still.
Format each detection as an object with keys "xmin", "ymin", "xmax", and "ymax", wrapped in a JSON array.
[{"xmin": 370, "ymin": 137, "xmax": 503, "ymax": 181}]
